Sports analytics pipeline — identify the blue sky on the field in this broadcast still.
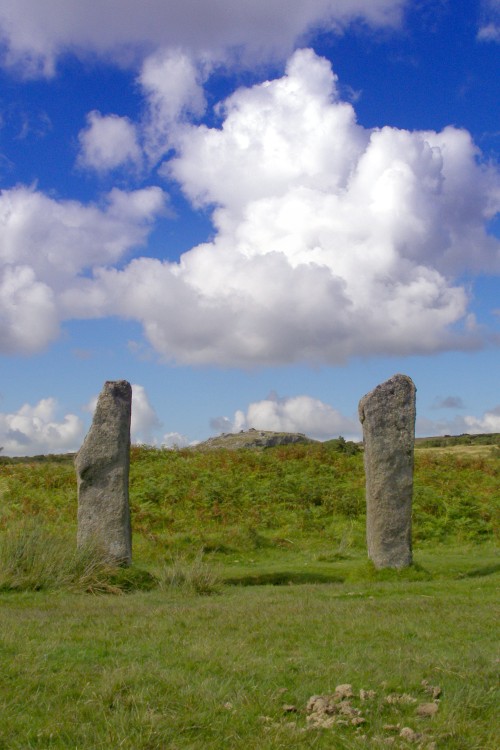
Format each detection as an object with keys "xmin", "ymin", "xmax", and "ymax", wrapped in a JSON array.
[{"xmin": 0, "ymin": 0, "xmax": 499, "ymax": 455}]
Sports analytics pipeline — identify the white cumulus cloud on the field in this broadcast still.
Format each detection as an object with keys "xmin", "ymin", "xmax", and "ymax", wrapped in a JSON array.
[
  {"xmin": 1, "ymin": 50, "xmax": 499, "ymax": 365},
  {"xmin": 130, "ymin": 384, "xmax": 162, "ymax": 444},
  {"xmin": 72, "ymin": 49, "xmax": 499, "ymax": 366},
  {"xmin": 416, "ymin": 405, "xmax": 500, "ymax": 437},
  {"xmin": 212, "ymin": 392, "xmax": 358, "ymax": 440},
  {"xmin": 140, "ymin": 49, "xmax": 207, "ymax": 163},
  {"xmin": 85, "ymin": 383, "xmax": 163, "ymax": 445},
  {"xmin": 161, "ymin": 431, "xmax": 190, "ymax": 449},
  {"xmin": 78, "ymin": 111, "xmax": 142, "ymax": 172},
  {"xmin": 0, "ymin": 184, "xmax": 166, "ymax": 353},
  {"xmin": 464, "ymin": 406, "xmax": 500, "ymax": 433},
  {"xmin": 0, "ymin": 265, "xmax": 58, "ymax": 354},
  {"xmin": 0, "ymin": 397, "xmax": 84, "ymax": 456}
]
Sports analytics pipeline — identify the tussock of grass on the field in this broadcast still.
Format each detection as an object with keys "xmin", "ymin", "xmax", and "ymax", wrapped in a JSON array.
[
  {"xmin": 0, "ymin": 520, "xmax": 155, "ymax": 594},
  {"xmin": 157, "ymin": 550, "xmax": 222, "ymax": 594}
]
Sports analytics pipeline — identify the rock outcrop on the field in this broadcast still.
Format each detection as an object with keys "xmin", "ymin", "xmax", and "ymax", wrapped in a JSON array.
[
  {"xmin": 195, "ymin": 429, "xmax": 315, "ymax": 451},
  {"xmin": 358, "ymin": 374, "xmax": 416, "ymax": 569},
  {"xmin": 75, "ymin": 380, "xmax": 132, "ymax": 565}
]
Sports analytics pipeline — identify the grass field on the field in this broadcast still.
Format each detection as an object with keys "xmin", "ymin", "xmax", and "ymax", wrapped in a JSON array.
[{"xmin": 0, "ymin": 440, "xmax": 498, "ymax": 748}]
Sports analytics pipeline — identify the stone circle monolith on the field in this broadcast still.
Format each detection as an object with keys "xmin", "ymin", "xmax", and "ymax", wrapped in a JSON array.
[
  {"xmin": 75, "ymin": 380, "xmax": 132, "ymax": 565},
  {"xmin": 358, "ymin": 374, "xmax": 416, "ymax": 569}
]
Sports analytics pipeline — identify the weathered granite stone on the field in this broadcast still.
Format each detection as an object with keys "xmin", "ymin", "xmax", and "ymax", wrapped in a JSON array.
[
  {"xmin": 75, "ymin": 380, "xmax": 132, "ymax": 565},
  {"xmin": 358, "ymin": 374, "xmax": 416, "ymax": 569}
]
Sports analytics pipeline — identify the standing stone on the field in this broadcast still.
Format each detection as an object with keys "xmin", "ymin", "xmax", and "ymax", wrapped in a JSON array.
[
  {"xmin": 358, "ymin": 374, "xmax": 416, "ymax": 569},
  {"xmin": 75, "ymin": 380, "xmax": 132, "ymax": 565}
]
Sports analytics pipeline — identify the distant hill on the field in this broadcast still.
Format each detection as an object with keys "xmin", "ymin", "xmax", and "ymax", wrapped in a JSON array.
[
  {"xmin": 414, "ymin": 433, "xmax": 500, "ymax": 448},
  {"xmin": 0, "ymin": 432, "xmax": 498, "ymax": 463},
  {"xmin": 192, "ymin": 429, "xmax": 316, "ymax": 451},
  {"xmin": 196, "ymin": 431, "xmax": 500, "ymax": 453}
]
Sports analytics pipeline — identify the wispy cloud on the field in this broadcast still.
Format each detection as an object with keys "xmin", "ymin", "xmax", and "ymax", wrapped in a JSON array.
[
  {"xmin": 477, "ymin": 0, "xmax": 500, "ymax": 42},
  {"xmin": 432, "ymin": 396, "xmax": 465, "ymax": 410}
]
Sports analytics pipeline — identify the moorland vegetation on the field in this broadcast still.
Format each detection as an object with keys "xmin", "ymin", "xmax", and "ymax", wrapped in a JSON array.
[{"xmin": 0, "ymin": 436, "xmax": 498, "ymax": 748}]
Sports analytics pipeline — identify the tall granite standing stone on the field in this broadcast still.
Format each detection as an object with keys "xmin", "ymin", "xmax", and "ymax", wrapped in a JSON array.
[
  {"xmin": 75, "ymin": 380, "xmax": 132, "ymax": 565},
  {"xmin": 358, "ymin": 374, "xmax": 416, "ymax": 569}
]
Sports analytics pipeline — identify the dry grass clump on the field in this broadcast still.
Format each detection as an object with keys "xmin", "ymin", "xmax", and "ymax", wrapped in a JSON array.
[
  {"xmin": 157, "ymin": 550, "xmax": 222, "ymax": 595},
  {"xmin": 0, "ymin": 519, "xmax": 152, "ymax": 594}
]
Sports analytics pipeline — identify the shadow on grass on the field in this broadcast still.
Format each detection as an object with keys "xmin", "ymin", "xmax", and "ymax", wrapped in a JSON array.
[
  {"xmin": 223, "ymin": 570, "xmax": 346, "ymax": 586},
  {"xmin": 456, "ymin": 563, "xmax": 500, "ymax": 579},
  {"xmin": 104, "ymin": 566, "xmax": 158, "ymax": 592},
  {"xmin": 222, "ymin": 560, "xmax": 438, "ymax": 587}
]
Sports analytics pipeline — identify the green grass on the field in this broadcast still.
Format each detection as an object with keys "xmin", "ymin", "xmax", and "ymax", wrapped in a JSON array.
[
  {"xmin": 1, "ymin": 441, "xmax": 497, "ymax": 546},
  {"xmin": 0, "ymin": 555, "xmax": 498, "ymax": 749},
  {"xmin": 0, "ymin": 443, "xmax": 498, "ymax": 747}
]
